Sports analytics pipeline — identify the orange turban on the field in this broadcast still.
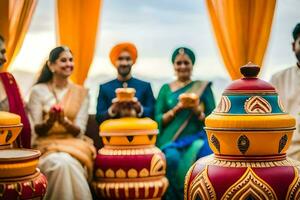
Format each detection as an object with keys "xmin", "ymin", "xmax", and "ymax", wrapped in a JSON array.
[{"xmin": 109, "ymin": 43, "xmax": 138, "ymax": 67}]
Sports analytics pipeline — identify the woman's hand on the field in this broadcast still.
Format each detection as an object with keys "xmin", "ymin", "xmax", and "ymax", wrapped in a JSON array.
[
  {"xmin": 57, "ymin": 109, "xmax": 66, "ymax": 125},
  {"xmin": 191, "ymin": 104, "xmax": 206, "ymax": 121},
  {"xmin": 173, "ymin": 101, "xmax": 184, "ymax": 114},
  {"xmin": 162, "ymin": 102, "xmax": 183, "ymax": 126},
  {"xmin": 47, "ymin": 109, "xmax": 57, "ymax": 125},
  {"xmin": 35, "ymin": 107, "xmax": 59, "ymax": 137},
  {"xmin": 48, "ymin": 104, "xmax": 64, "ymax": 124},
  {"xmin": 198, "ymin": 111, "xmax": 206, "ymax": 121},
  {"xmin": 59, "ymin": 113, "xmax": 81, "ymax": 137}
]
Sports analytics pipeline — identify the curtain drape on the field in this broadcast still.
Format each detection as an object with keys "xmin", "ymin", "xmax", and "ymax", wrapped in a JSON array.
[
  {"xmin": 56, "ymin": 0, "xmax": 102, "ymax": 85},
  {"xmin": 206, "ymin": 0, "xmax": 276, "ymax": 80},
  {"xmin": 0, "ymin": 0, "xmax": 37, "ymax": 71}
]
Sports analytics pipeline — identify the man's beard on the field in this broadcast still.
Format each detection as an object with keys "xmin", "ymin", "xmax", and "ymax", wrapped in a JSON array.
[{"xmin": 118, "ymin": 65, "xmax": 132, "ymax": 77}]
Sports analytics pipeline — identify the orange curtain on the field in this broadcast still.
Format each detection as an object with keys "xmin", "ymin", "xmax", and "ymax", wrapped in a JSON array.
[
  {"xmin": 206, "ymin": 0, "xmax": 276, "ymax": 80},
  {"xmin": 56, "ymin": 0, "xmax": 102, "ymax": 85},
  {"xmin": 0, "ymin": 0, "xmax": 37, "ymax": 72}
]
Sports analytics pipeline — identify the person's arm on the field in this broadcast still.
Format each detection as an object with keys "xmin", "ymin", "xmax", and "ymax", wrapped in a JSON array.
[
  {"xmin": 28, "ymin": 86, "xmax": 54, "ymax": 137},
  {"xmin": 155, "ymin": 84, "xmax": 183, "ymax": 127},
  {"xmin": 96, "ymin": 85, "xmax": 111, "ymax": 124},
  {"xmin": 140, "ymin": 83, "xmax": 156, "ymax": 118}
]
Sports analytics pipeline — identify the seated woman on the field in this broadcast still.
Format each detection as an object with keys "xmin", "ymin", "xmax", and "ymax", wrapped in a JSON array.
[
  {"xmin": 28, "ymin": 46, "xmax": 95, "ymax": 200},
  {"xmin": 155, "ymin": 47, "xmax": 215, "ymax": 200},
  {"xmin": 0, "ymin": 35, "xmax": 31, "ymax": 148}
]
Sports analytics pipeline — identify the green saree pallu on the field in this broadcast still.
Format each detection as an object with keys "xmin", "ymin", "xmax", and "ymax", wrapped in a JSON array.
[{"xmin": 155, "ymin": 81, "xmax": 215, "ymax": 200}]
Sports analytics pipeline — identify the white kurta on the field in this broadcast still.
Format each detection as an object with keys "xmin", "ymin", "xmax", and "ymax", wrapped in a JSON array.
[
  {"xmin": 271, "ymin": 66, "xmax": 300, "ymax": 160},
  {"xmin": 27, "ymin": 83, "xmax": 92, "ymax": 200}
]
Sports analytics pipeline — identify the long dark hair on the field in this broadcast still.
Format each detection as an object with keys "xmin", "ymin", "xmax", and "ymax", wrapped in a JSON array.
[{"xmin": 35, "ymin": 46, "xmax": 71, "ymax": 84}]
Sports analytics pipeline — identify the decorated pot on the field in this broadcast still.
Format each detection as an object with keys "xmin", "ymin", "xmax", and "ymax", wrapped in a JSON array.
[
  {"xmin": 0, "ymin": 111, "xmax": 47, "ymax": 200},
  {"xmin": 0, "ymin": 111, "xmax": 23, "ymax": 147},
  {"xmin": 93, "ymin": 117, "xmax": 168, "ymax": 199},
  {"xmin": 0, "ymin": 168, "xmax": 47, "ymax": 200},
  {"xmin": 184, "ymin": 63, "xmax": 300, "ymax": 200}
]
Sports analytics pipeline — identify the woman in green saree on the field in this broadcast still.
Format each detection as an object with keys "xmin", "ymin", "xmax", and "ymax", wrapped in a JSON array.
[{"xmin": 155, "ymin": 47, "xmax": 215, "ymax": 200}]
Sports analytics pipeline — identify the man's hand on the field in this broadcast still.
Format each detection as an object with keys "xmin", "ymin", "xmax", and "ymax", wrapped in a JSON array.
[
  {"xmin": 109, "ymin": 102, "xmax": 121, "ymax": 117},
  {"xmin": 132, "ymin": 101, "xmax": 142, "ymax": 114},
  {"xmin": 118, "ymin": 101, "xmax": 137, "ymax": 117}
]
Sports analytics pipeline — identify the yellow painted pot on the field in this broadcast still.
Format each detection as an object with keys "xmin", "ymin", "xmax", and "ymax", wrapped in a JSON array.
[
  {"xmin": 0, "ymin": 149, "xmax": 40, "ymax": 178},
  {"xmin": 0, "ymin": 111, "xmax": 48, "ymax": 199},
  {"xmin": 0, "ymin": 111, "xmax": 22, "ymax": 146},
  {"xmin": 94, "ymin": 117, "xmax": 168, "ymax": 199},
  {"xmin": 100, "ymin": 117, "xmax": 158, "ymax": 146},
  {"xmin": 205, "ymin": 114, "xmax": 295, "ymax": 155}
]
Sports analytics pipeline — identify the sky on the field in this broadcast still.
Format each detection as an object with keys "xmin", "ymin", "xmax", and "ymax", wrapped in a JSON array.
[{"xmin": 9, "ymin": 0, "xmax": 300, "ymax": 112}]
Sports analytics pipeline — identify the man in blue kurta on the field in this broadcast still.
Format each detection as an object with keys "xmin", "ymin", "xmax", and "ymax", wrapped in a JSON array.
[{"xmin": 96, "ymin": 42, "xmax": 155, "ymax": 124}]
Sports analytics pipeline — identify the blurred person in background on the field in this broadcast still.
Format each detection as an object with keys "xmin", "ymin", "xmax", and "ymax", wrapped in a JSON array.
[{"xmin": 271, "ymin": 23, "xmax": 300, "ymax": 160}]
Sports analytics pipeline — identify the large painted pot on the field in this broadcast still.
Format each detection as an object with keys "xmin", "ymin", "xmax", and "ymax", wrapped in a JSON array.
[
  {"xmin": 93, "ymin": 117, "xmax": 168, "ymax": 199},
  {"xmin": 0, "ymin": 112, "xmax": 47, "ymax": 200},
  {"xmin": 184, "ymin": 63, "xmax": 300, "ymax": 200}
]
